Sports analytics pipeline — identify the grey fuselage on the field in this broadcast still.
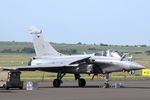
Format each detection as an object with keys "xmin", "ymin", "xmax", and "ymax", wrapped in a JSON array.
[{"xmin": 30, "ymin": 54, "xmax": 144, "ymax": 74}]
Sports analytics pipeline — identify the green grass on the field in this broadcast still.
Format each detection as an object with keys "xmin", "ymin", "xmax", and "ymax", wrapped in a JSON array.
[
  {"xmin": 20, "ymin": 71, "xmax": 150, "ymax": 82},
  {"xmin": 0, "ymin": 53, "xmax": 34, "ymax": 66}
]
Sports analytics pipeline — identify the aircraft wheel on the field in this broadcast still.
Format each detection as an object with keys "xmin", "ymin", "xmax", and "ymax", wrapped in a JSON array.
[
  {"xmin": 3, "ymin": 84, "xmax": 9, "ymax": 90},
  {"xmin": 78, "ymin": 78, "xmax": 86, "ymax": 87},
  {"xmin": 19, "ymin": 87, "xmax": 23, "ymax": 90},
  {"xmin": 104, "ymin": 83, "xmax": 110, "ymax": 88},
  {"xmin": 53, "ymin": 79, "xmax": 61, "ymax": 87}
]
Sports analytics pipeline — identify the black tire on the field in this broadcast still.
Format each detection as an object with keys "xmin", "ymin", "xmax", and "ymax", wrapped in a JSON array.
[
  {"xmin": 78, "ymin": 78, "xmax": 86, "ymax": 87},
  {"xmin": 104, "ymin": 83, "xmax": 110, "ymax": 88},
  {"xmin": 19, "ymin": 87, "xmax": 23, "ymax": 90},
  {"xmin": 6, "ymin": 87, "xmax": 9, "ymax": 90},
  {"xmin": 53, "ymin": 79, "xmax": 61, "ymax": 87},
  {"xmin": 3, "ymin": 84, "xmax": 9, "ymax": 90}
]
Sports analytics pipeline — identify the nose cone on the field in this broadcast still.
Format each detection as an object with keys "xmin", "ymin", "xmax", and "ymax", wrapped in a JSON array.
[{"xmin": 130, "ymin": 62, "xmax": 145, "ymax": 70}]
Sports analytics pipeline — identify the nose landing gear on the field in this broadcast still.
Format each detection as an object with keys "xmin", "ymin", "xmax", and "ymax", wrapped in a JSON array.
[{"xmin": 103, "ymin": 73, "xmax": 110, "ymax": 88}]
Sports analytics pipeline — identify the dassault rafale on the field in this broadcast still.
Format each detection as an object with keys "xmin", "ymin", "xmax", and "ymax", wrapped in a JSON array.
[{"xmin": 1, "ymin": 27, "xmax": 145, "ymax": 88}]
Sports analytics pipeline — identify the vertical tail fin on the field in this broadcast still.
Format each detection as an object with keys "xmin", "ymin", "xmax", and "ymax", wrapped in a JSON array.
[{"xmin": 29, "ymin": 27, "xmax": 61, "ymax": 57}]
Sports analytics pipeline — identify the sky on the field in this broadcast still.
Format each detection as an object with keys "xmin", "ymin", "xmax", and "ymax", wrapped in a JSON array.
[{"xmin": 0, "ymin": 0, "xmax": 150, "ymax": 45}]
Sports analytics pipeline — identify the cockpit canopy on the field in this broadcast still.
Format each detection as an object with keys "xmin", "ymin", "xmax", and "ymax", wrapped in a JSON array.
[{"xmin": 94, "ymin": 50, "xmax": 123, "ymax": 58}]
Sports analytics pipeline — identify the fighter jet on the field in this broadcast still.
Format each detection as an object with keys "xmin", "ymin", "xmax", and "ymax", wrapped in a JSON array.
[{"xmin": 1, "ymin": 27, "xmax": 145, "ymax": 88}]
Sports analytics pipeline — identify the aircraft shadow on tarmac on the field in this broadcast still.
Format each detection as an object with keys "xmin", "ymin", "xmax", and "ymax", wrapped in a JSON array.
[
  {"xmin": 0, "ymin": 90, "xmax": 16, "ymax": 93},
  {"xmin": 0, "ymin": 88, "xmax": 21, "ymax": 92},
  {"xmin": 39, "ymin": 85, "xmax": 103, "ymax": 88},
  {"xmin": 0, "ymin": 86, "xmax": 150, "ymax": 91},
  {"xmin": 50, "ymin": 86, "xmax": 99, "ymax": 88},
  {"xmin": 39, "ymin": 86, "xmax": 150, "ymax": 89}
]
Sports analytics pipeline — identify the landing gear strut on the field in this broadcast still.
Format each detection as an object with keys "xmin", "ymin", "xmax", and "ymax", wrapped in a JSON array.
[
  {"xmin": 53, "ymin": 72, "xmax": 65, "ymax": 87},
  {"xmin": 74, "ymin": 74, "xmax": 86, "ymax": 87},
  {"xmin": 103, "ymin": 73, "xmax": 110, "ymax": 88}
]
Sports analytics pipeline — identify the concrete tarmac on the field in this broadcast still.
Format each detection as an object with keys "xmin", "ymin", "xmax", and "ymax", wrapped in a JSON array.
[{"xmin": 0, "ymin": 80, "xmax": 150, "ymax": 100}]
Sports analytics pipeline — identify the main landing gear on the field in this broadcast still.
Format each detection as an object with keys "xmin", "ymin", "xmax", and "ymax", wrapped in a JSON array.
[
  {"xmin": 53, "ymin": 72, "xmax": 65, "ymax": 87},
  {"xmin": 53, "ymin": 73, "xmax": 86, "ymax": 87},
  {"xmin": 74, "ymin": 74, "xmax": 86, "ymax": 87}
]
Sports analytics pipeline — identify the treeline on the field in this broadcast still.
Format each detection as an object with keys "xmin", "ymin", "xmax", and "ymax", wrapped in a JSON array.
[
  {"xmin": 77, "ymin": 42, "xmax": 148, "ymax": 47},
  {"xmin": 58, "ymin": 49, "xmax": 78, "ymax": 55},
  {"xmin": 1, "ymin": 47, "xmax": 150, "ymax": 56},
  {"xmin": 0, "ymin": 48, "xmax": 35, "ymax": 53},
  {"xmin": 0, "ymin": 48, "xmax": 79, "ymax": 55}
]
